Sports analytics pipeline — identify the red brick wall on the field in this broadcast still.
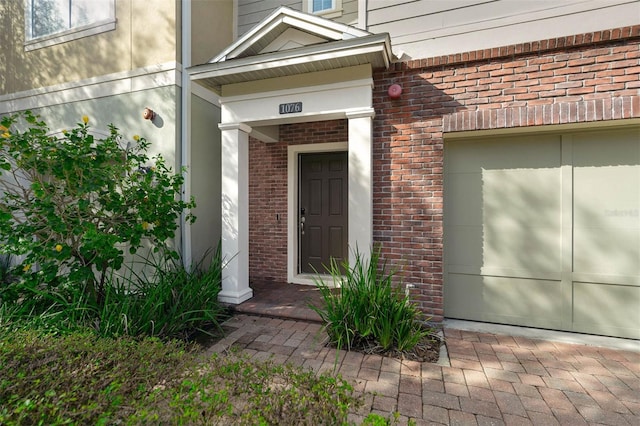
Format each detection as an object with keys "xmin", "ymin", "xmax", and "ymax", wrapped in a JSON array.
[
  {"xmin": 247, "ymin": 136, "xmax": 287, "ymax": 282},
  {"xmin": 373, "ymin": 28, "xmax": 640, "ymax": 321},
  {"xmin": 248, "ymin": 120, "xmax": 348, "ymax": 282},
  {"xmin": 248, "ymin": 27, "xmax": 639, "ymax": 322}
]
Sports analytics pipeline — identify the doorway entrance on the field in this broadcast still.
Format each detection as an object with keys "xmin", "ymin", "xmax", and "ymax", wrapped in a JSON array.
[{"xmin": 298, "ymin": 151, "xmax": 348, "ymax": 274}]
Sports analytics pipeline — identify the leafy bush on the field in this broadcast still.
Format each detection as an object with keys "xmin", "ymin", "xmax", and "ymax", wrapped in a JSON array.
[
  {"xmin": 311, "ymin": 247, "xmax": 430, "ymax": 353},
  {"xmin": 0, "ymin": 112, "xmax": 226, "ymax": 339},
  {"xmin": 0, "ymin": 111, "xmax": 195, "ymax": 308},
  {"xmin": 0, "ymin": 331, "xmax": 362, "ymax": 425}
]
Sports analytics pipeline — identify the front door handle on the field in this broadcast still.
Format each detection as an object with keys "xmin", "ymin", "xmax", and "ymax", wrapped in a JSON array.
[{"xmin": 300, "ymin": 216, "xmax": 305, "ymax": 235}]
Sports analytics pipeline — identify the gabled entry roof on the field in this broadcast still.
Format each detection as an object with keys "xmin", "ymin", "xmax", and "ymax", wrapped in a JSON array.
[{"xmin": 189, "ymin": 6, "xmax": 392, "ymax": 94}]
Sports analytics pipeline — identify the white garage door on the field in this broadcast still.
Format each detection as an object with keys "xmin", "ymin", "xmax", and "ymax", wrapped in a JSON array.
[{"xmin": 444, "ymin": 127, "xmax": 640, "ymax": 339}]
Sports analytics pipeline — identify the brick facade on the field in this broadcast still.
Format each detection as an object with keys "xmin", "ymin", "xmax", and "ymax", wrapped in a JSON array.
[
  {"xmin": 249, "ymin": 26, "xmax": 640, "ymax": 322},
  {"xmin": 248, "ymin": 120, "xmax": 348, "ymax": 281}
]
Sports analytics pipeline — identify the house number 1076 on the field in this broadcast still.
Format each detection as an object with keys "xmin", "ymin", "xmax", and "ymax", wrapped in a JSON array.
[{"xmin": 279, "ymin": 102, "xmax": 303, "ymax": 114}]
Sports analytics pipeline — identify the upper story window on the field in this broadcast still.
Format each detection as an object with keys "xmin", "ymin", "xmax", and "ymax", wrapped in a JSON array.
[
  {"xmin": 305, "ymin": 0, "xmax": 342, "ymax": 18},
  {"xmin": 25, "ymin": 0, "xmax": 116, "ymax": 51}
]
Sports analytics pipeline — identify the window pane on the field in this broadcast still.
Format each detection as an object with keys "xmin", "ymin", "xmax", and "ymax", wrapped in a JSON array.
[
  {"xmin": 71, "ymin": 0, "xmax": 111, "ymax": 28},
  {"xmin": 312, "ymin": 0, "xmax": 333, "ymax": 12},
  {"xmin": 32, "ymin": 0, "xmax": 69, "ymax": 38},
  {"xmin": 29, "ymin": 0, "xmax": 112, "ymax": 39}
]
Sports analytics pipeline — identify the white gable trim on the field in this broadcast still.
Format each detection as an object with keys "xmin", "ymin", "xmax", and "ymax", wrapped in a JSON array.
[{"xmin": 211, "ymin": 6, "xmax": 371, "ymax": 62}]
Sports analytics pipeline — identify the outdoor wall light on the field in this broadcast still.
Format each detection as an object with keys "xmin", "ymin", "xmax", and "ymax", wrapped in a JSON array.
[
  {"xmin": 142, "ymin": 107, "xmax": 156, "ymax": 120},
  {"xmin": 388, "ymin": 84, "xmax": 402, "ymax": 99}
]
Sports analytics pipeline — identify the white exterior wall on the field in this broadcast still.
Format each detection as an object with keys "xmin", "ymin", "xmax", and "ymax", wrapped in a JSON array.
[
  {"xmin": 367, "ymin": 0, "xmax": 640, "ymax": 59},
  {"xmin": 7, "ymin": 86, "xmax": 179, "ymax": 167}
]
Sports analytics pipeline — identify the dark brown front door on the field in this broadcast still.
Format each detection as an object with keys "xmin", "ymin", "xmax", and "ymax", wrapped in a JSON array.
[{"xmin": 299, "ymin": 152, "xmax": 348, "ymax": 273}]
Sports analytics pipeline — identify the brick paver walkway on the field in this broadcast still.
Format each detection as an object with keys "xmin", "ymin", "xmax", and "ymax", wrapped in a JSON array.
[{"xmin": 205, "ymin": 314, "xmax": 640, "ymax": 425}]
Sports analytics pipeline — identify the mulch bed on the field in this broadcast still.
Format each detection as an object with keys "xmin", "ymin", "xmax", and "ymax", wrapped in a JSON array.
[{"xmin": 324, "ymin": 329, "xmax": 442, "ymax": 363}]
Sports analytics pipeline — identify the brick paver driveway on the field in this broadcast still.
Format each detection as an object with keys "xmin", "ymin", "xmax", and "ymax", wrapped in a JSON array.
[{"xmin": 206, "ymin": 314, "xmax": 640, "ymax": 425}]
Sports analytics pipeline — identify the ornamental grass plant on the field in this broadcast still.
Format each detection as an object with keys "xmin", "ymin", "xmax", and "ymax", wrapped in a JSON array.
[
  {"xmin": 95, "ymin": 247, "xmax": 226, "ymax": 339},
  {"xmin": 311, "ymin": 247, "xmax": 432, "ymax": 354},
  {"xmin": 0, "ymin": 248, "xmax": 226, "ymax": 340}
]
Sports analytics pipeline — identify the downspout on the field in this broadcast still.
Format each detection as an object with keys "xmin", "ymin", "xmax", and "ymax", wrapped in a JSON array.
[{"xmin": 180, "ymin": 0, "xmax": 192, "ymax": 268}]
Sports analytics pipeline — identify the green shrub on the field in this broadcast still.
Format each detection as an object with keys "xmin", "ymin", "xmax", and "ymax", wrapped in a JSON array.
[
  {"xmin": 0, "ymin": 111, "xmax": 195, "ymax": 308},
  {"xmin": 0, "ymin": 111, "xmax": 226, "ymax": 339},
  {"xmin": 0, "ymin": 331, "xmax": 362, "ymax": 425},
  {"xmin": 311, "ymin": 247, "xmax": 430, "ymax": 352}
]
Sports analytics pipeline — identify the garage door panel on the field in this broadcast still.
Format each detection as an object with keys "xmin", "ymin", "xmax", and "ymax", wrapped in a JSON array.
[
  {"xmin": 572, "ymin": 128, "xmax": 640, "ymax": 167},
  {"xmin": 483, "ymin": 276, "xmax": 563, "ymax": 328},
  {"xmin": 574, "ymin": 227, "xmax": 640, "ymax": 276},
  {"xmin": 482, "ymin": 167, "xmax": 562, "ymax": 273},
  {"xmin": 573, "ymin": 282, "xmax": 640, "ymax": 339},
  {"xmin": 446, "ymin": 226, "xmax": 483, "ymax": 270},
  {"xmin": 445, "ymin": 172, "xmax": 483, "ymax": 226},
  {"xmin": 444, "ymin": 128, "xmax": 640, "ymax": 339},
  {"xmin": 573, "ymin": 166, "xmax": 639, "ymax": 229},
  {"xmin": 484, "ymin": 224, "xmax": 562, "ymax": 274},
  {"xmin": 444, "ymin": 274, "xmax": 563, "ymax": 328},
  {"xmin": 445, "ymin": 135, "xmax": 561, "ymax": 172},
  {"xmin": 573, "ymin": 130, "xmax": 640, "ymax": 278},
  {"xmin": 483, "ymin": 169, "xmax": 561, "ymax": 228},
  {"xmin": 444, "ymin": 274, "xmax": 484, "ymax": 318}
]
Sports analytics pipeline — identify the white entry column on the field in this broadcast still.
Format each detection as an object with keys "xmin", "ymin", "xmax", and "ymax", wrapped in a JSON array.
[
  {"xmin": 346, "ymin": 108, "xmax": 375, "ymax": 263},
  {"xmin": 218, "ymin": 122, "xmax": 253, "ymax": 304}
]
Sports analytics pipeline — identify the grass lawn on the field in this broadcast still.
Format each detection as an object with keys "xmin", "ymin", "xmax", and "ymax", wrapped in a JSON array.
[{"xmin": 0, "ymin": 329, "xmax": 368, "ymax": 425}]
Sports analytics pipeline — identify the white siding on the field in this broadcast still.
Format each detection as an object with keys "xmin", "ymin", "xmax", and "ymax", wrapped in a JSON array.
[
  {"xmin": 367, "ymin": 0, "xmax": 640, "ymax": 59},
  {"xmin": 341, "ymin": 0, "xmax": 359, "ymax": 25},
  {"xmin": 237, "ymin": 0, "xmax": 359, "ymax": 36}
]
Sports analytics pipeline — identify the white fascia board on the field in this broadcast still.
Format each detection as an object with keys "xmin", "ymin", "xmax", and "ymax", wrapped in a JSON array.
[
  {"xmin": 0, "ymin": 62, "xmax": 180, "ymax": 114},
  {"xmin": 190, "ymin": 34, "xmax": 390, "ymax": 85}
]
